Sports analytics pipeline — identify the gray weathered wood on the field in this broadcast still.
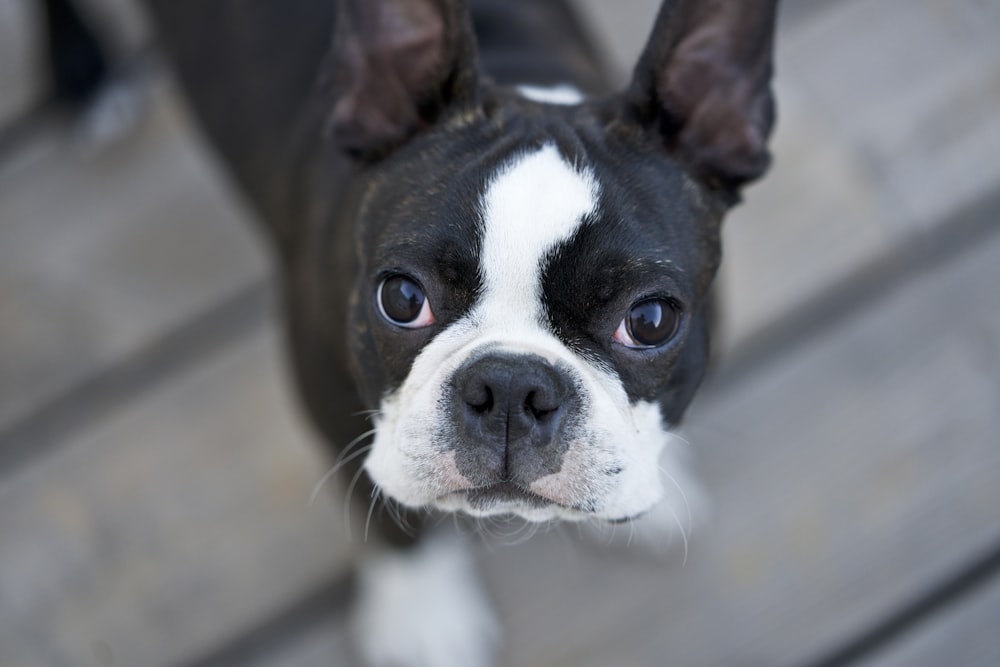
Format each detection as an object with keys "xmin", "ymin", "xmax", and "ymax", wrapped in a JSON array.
[
  {"xmin": 0, "ymin": 0, "xmax": 40, "ymax": 128},
  {"xmin": 0, "ymin": 81, "xmax": 267, "ymax": 432},
  {"xmin": 858, "ymin": 575, "xmax": 1000, "ymax": 667},
  {"xmin": 477, "ymin": 220, "xmax": 1000, "ymax": 667},
  {"xmin": 246, "ymin": 617, "xmax": 354, "ymax": 667},
  {"xmin": 717, "ymin": 0, "xmax": 1000, "ymax": 353},
  {"xmin": 0, "ymin": 325, "xmax": 354, "ymax": 667}
]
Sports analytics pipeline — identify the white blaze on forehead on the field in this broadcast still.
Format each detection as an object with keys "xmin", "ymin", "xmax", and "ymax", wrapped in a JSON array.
[
  {"xmin": 516, "ymin": 84, "xmax": 585, "ymax": 105},
  {"xmin": 478, "ymin": 145, "xmax": 597, "ymax": 325}
]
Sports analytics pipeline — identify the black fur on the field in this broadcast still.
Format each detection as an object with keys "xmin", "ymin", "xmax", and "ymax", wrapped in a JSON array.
[{"xmin": 138, "ymin": 0, "xmax": 777, "ymax": 547}]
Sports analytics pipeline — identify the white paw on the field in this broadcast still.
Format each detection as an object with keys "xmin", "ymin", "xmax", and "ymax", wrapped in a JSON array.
[
  {"xmin": 351, "ymin": 533, "xmax": 499, "ymax": 667},
  {"xmin": 584, "ymin": 431, "xmax": 707, "ymax": 559}
]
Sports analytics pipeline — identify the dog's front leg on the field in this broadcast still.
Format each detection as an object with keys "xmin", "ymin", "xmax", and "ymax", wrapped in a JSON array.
[{"xmin": 351, "ymin": 531, "xmax": 500, "ymax": 667}]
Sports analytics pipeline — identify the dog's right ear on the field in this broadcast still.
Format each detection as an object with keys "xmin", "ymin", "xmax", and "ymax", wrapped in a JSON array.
[
  {"xmin": 624, "ymin": 0, "xmax": 779, "ymax": 194},
  {"xmin": 324, "ymin": 0, "xmax": 479, "ymax": 159}
]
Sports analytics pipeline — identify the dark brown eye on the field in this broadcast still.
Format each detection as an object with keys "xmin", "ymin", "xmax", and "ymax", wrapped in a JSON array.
[
  {"xmin": 377, "ymin": 275, "xmax": 434, "ymax": 328},
  {"xmin": 614, "ymin": 298, "xmax": 680, "ymax": 348}
]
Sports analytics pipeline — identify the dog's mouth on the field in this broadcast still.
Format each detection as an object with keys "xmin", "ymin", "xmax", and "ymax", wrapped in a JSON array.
[
  {"xmin": 440, "ymin": 481, "xmax": 563, "ymax": 513},
  {"xmin": 436, "ymin": 483, "xmax": 647, "ymax": 524},
  {"xmin": 466, "ymin": 482, "xmax": 550, "ymax": 509}
]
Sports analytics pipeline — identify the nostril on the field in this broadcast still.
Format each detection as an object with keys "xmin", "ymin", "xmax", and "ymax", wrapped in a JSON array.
[
  {"xmin": 465, "ymin": 386, "xmax": 494, "ymax": 414},
  {"xmin": 524, "ymin": 390, "xmax": 560, "ymax": 421},
  {"xmin": 526, "ymin": 403, "xmax": 558, "ymax": 421}
]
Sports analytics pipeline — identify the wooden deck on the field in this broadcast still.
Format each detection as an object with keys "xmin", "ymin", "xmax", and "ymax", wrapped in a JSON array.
[{"xmin": 1, "ymin": 1, "xmax": 999, "ymax": 665}]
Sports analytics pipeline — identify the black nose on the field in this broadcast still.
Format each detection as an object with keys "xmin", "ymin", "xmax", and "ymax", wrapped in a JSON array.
[{"xmin": 450, "ymin": 353, "xmax": 572, "ymax": 481}]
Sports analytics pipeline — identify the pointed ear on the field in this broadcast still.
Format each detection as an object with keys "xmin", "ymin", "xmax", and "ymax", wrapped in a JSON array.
[
  {"xmin": 625, "ymin": 0, "xmax": 779, "ymax": 192},
  {"xmin": 324, "ymin": 0, "xmax": 479, "ymax": 158}
]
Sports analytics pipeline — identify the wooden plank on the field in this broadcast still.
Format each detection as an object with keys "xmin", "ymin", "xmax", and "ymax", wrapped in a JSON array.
[
  {"xmin": 240, "ymin": 616, "xmax": 352, "ymax": 667},
  {"xmin": 0, "ymin": 324, "xmax": 354, "ymax": 667},
  {"xmin": 717, "ymin": 0, "xmax": 1000, "ymax": 353},
  {"xmin": 0, "ymin": 80, "xmax": 267, "ymax": 432},
  {"xmin": 475, "ymin": 219, "xmax": 1000, "ymax": 666},
  {"xmin": 858, "ymin": 574, "xmax": 1000, "ymax": 667},
  {"xmin": 778, "ymin": 0, "xmax": 1000, "ymax": 229},
  {"xmin": 568, "ymin": 0, "xmax": 659, "ymax": 84},
  {"xmin": 0, "ymin": 0, "xmax": 40, "ymax": 128}
]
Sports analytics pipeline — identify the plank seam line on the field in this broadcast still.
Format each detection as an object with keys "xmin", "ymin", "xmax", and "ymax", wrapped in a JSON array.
[
  {"xmin": 0, "ymin": 280, "xmax": 270, "ymax": 480},
  {"xmin": 795, "ymin": 535, "xmax": 1000, "ymax": 667},
  {"xmin": 169, "ymin": 573, "xmax": 354, "ymax": 667},
  {"xmin": 706, "ymin": 184, "xmax": 1000, "ymax": 400}
]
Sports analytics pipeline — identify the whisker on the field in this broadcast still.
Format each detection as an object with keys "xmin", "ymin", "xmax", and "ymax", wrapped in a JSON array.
[
  {"xmin": 308, "ymin": 428, "xmax": 377, "ymax": 508},
  {"xmin": 382, "ymin": 496, "xmax": 414, "ymax": 538},
  {"xmin": 664, "ymin": 502, "xmax": 689, "ymax": 566},
  {"xmin": 339, "ymin": 427, "xmax": 379, "ymax": 460},
  {"xmin": 667, "ymin": 430, "xmax": 694, "ymax": 448},
  {"xmin": 658, "ymin": 463, "xmax": 694, "ymax": 533},
  {"xmin": 364, "ymin": 486, "xmax": 381, "ymax": 543},
  {"xmin": 395, "ymin": 499, "xmax": 414, "ymax": 534},
  {"xmin": 308, "ymin": 443, "xmax": 373, "ymax": 508},
  {"xmin": 500, "ymin": 517, "xmax": 537, "ymax": 546},
  {"xmin": 351, "ymin": 409, "xmax": 383, "ymax": 424},
  {"xmin": 343, "ymin": 461, "xmax": 370, "ymax": 541},
  {"xmin": 522, "ymin": 520, "xmax": 543, "ymax": 545}
]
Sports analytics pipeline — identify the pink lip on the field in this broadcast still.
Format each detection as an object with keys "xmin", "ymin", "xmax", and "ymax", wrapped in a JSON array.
[{"xmin": 443, "ymin": 482, "xmax": 582, "ymax": 513}]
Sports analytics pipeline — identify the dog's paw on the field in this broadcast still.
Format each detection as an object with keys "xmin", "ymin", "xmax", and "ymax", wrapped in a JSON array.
[
  {"xmin": 583, "ymin": 432, "xmax": 707, "ymax": 560},
  {"xmin": 351, "ymin": 533, "xmax": 499, "ymax": 667}
]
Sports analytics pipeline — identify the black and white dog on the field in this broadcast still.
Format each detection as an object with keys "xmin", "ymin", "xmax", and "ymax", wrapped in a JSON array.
[{"xmin": 56, "ymin": 0, "xmax": 778, "ymax": 663}]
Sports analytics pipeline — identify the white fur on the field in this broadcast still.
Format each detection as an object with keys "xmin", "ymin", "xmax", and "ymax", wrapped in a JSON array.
[
  {"xmin": 365, "ymin": 145, "xmax": 674, "ymax": 523},
  {"xmin": 517, "ymin": 84, "xmax": 585, "ymax": 105},
  {"xmin": 477, "ymin": 144, "xmax": 597, "ymax": 325},
  {"xmin": 352, "ymin": 533, "xmax": 499, "ymax": 667},
  {"xmin": 585, "ymin": 431, "xmax": 707, "ymax": 558}
]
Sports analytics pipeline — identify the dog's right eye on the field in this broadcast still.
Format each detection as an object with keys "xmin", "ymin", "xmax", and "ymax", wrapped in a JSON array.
[
  {"xmin": 377, "ymin": 275, "xmax": 435, "ymax": 328},
  {"xmin": 613, "ymin": 297, "xmax": 681, "ymax": 349}
]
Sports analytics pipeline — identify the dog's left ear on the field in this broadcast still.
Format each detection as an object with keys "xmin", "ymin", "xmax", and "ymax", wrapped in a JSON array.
[
  {"xmin": 324, "ymin": 0, "xmax": 479, "ymax": 159},
  {"xmin": 624, "ymin": 0, "xmax": 779, "ymax": 194}
]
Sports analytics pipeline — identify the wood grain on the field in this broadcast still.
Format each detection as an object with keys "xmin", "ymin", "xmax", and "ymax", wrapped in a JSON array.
[
  {"xmin": 0, "ymin": 82, "xmax": 267, "ymax": 432},
  {"xmin": 858, "ymin": 575, "xmax": 1000, "ymax": 667},
  {"xmin": 0, "ymin": 326, "xmax": 353, "ymax": 667}
]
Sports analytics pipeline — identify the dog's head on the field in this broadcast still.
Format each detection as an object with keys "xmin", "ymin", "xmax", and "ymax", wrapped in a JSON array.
[{"xmin": 323, "ymin": 0, "xmax": 778, "ymax": 522}]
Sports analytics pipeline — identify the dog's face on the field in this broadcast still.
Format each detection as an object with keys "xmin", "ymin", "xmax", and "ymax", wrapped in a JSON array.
[
  {"xmin": 325, "ymin": 0, "xmax": 777, "ymax": 522},
  {"xmin": 349, "ymin": 107, "xmax": 722, "ymax": 521}
]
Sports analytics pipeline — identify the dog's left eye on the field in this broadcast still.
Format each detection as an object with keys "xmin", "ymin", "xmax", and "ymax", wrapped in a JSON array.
[
  {"xmin": 377, "ymin": 275, "xmax": 435, "ymax": 328},
  {"xmin": 613, "ymin": 297, "xmax": 681, "ymax": 349}
]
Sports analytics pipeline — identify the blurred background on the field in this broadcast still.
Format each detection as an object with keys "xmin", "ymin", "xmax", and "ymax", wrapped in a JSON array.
[{"xmin": 1, "ymin": 0, "xmax": 999, "ymax": 665}]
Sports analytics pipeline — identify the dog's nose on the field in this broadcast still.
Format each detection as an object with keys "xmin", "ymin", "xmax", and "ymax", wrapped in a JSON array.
[{"xmin": 451, "ymin": 353, "xmax": 570, "ymax": 479}]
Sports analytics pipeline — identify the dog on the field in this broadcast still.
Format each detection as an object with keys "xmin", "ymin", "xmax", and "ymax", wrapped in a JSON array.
[{"xmin": 53, "ymin": 0, "xmax": 778, "ymax": 664}]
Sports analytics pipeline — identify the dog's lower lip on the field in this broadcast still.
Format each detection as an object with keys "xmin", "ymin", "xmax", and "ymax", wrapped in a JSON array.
[{"xmin": 447, "ymin": 482, "xmax": 553, "ymax": 509}]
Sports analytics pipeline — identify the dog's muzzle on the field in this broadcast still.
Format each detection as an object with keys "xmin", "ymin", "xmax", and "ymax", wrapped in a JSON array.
[{"xmin": 446, "ymin": 352, "xmax": 581, "ymax": 493}]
